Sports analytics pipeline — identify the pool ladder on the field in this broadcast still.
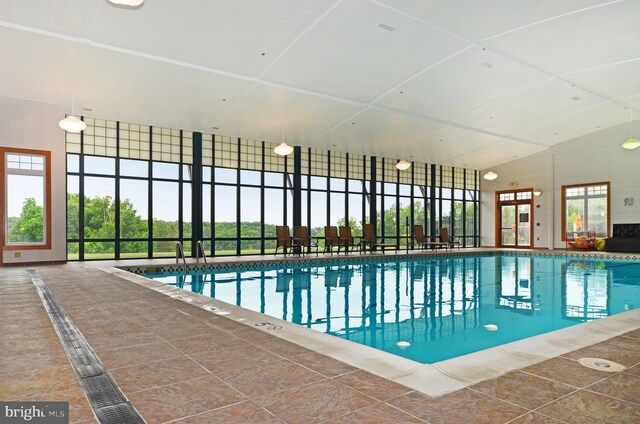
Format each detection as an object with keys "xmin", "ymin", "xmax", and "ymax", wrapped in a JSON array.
[
  {"xmin": 195, "ymin": 241, "xmax": 208, "ymax": 264},
  {"xmin": 175, "ymin": 241, "xmax": 208, "ymax": 264}
]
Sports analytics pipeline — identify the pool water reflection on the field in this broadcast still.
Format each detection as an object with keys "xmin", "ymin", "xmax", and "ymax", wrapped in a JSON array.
[{"xmin": 145, "ymin": 255, "xmax": 639, "ymax": 363}]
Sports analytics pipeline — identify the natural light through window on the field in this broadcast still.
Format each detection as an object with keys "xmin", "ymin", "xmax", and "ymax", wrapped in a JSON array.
[
  {"xmin": 3, "ymin": 150, "xmax": 50, "ymax": 247},
  {"xmin": 562, "ymin": 182, "xmax": 609, "ymax": 240}
]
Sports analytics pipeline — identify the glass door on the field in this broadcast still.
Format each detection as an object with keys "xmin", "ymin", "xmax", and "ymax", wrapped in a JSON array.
[
  {"xmin": 501, "ymin": 205, "xmax": 516, "ymax": 246},
  {"xmin": 496, "ymin": 190, "xmax": 533, "ymax": 248}
]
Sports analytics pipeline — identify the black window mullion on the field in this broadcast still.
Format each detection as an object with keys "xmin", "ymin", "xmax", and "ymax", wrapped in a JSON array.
[
  {"xmin": 148, "ymin": 126, "xmax": 153, "ymax": 258},
  {"xmin": 462, "ymin": 168, "xmax": 467, "ymax": 247},
  {"xmin": 79, "ymin": 121, "xmax": 85, "ymax": 261},
  {"xmin": 236, "ymin": 137, "xmax": 241, "ymax": 255},
  {"xmin": 260, "ymin": 142, "xmax": 265, "ymax": 254},
  {"xmin": 178, "ymin": 130, "xmax": 184, "ymax": 254},
  {"xmin": 115, "ymin": 121, "xmax": 121, "ymax": 259}
]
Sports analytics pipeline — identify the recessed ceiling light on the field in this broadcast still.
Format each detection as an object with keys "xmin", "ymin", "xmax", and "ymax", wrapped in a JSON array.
[
  {"xmin": 352, "ymin": 122, "xmax": 355, "ymax": 125},
  {"xmin": 377, "ymin": 23, "xmax": 396, "ymax": 32},
  {"xmin": 222, "ymin": 98, "xmax": 226, "ymax": 102},
  {"xmin": 261, "ymin": 52, "xmax": 266, "ymax": 56},
  {"xmin": 400, "ymin": 91, "xmax": 404, "ymax": 94},
  {"xmin": 481, "ymin": 62, "xmax": 494, "ymax": 68},
  {"xmin": 107, "ymin": 0, "xmax": 144, "ymax": 6}
]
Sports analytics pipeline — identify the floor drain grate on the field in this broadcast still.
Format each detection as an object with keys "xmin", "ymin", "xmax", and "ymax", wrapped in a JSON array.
[{"xmin": 578, "ymin": 357, "xmax": 626, "ymax": 372}]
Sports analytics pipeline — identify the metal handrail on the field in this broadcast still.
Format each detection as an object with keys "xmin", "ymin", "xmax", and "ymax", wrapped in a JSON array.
[
  {"xmin": 196, "ymin": 240, "xmax": 208, "ymax": 264},
  {"xmin": 176, "ymin": 242, "xmax": 186, "ymax": 264}
]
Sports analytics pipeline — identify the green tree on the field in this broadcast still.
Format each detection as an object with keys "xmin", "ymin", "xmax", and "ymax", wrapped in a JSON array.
[{"xmin": 8, "ymin": 198, "xmax": 43, "ymax": 243}]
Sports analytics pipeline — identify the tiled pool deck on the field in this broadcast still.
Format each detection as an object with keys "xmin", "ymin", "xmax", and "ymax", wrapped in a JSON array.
[{"xmin": 1, "ymin": 249, "xmax": 640, "ymax": 423}]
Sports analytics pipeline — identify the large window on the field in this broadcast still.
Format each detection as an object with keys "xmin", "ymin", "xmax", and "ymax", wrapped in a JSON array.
[
  {"xmin": 65, "ymin": 117, "xmax": 480, "ymax": 259},
  {"xmin": 562, "ymin": 182, "xmax": 609, "ymax": 239},
  {"xmin": 2, "ymin": 148, "xmax": 51, "ymax": 250}
]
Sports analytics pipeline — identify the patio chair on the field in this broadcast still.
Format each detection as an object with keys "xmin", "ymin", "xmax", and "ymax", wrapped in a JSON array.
[
  {"xmin": 339, "ymin": 226, "xmax": 359, "ymax": 254},
  {"xmin": 275, "ymin": 225, "xmax": 299, "ymax": 256},
  {"xmin": 324, "ymin": 226, "xmax": 340, "ymax": 254},
  {"xmin": 440, "ymin": 227, "xmax": 461, "ymax": 250},
  {"xmin": 294, "ymin": 225, "xmax": 318, "ymax": 256},
  {"xmin": 414, "ymin": 224, "xmax": 447, "ymax": 251},
  {"xmin": 362, "ymin": 223, "xmax": 396, "ymax": 254}
]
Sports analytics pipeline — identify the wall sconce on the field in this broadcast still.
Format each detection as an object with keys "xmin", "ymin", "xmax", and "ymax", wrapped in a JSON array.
[{"xmin": 533, "ymin": 189, "xmax": 542, "ymax": 197}]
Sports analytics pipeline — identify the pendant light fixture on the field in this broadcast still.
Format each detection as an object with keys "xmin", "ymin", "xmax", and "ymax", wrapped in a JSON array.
[
  {"xmin": 274, "ymin": 128, "xmax": 294, "ymax": 156},
  {"xmin": 59, "ymin": 98, "xmax": 86, "ymax": 133},
  {"xmin": 483, "ymin": 170, "xmax": 498, "ymax": 180},
  {"xmin": 107, "ymin": 0, "xmax": 144, "ymax": 6},
  {"xmin": 622, "ymin": 107, "xmax": 640, "ymax": 149},
  {"xmin": 396, "ymin": 160, "xmax": 411, "ymax": 171}
]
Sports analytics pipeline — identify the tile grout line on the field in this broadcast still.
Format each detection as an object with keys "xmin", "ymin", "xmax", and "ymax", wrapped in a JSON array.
[{"xmin": 27, "ymin": 269, "xmax": 146, "ymax": 424}]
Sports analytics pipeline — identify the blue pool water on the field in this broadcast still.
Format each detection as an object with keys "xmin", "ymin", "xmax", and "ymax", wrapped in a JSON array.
[{"xmin": 144, "ymin": 255, "xmax": 639, "ymax": 363}]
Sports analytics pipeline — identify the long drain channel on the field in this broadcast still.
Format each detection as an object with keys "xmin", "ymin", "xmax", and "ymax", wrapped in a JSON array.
[{"xmin": 28, "ymin": 270, "xmax": 145, "ymax": 424}]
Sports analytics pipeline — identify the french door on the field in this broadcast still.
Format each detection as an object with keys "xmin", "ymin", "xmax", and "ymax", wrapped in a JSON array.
[{"xmin": 496, "ymin": 190, "xmax": 533, "ymax": 248}]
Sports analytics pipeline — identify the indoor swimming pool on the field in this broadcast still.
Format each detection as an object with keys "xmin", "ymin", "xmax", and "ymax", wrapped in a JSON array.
[{"xmin": 143, "ymin": 254, "xmax": 639, "ymax": 363}]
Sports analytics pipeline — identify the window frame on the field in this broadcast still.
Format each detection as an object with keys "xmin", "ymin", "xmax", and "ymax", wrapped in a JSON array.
[
  {"xmin": 1, "ymin": 147, "xmax": 52, "ymax": 250},
  {"xmin": 561, "ymin": 181, "xmax": 610, "ymax": 241}
]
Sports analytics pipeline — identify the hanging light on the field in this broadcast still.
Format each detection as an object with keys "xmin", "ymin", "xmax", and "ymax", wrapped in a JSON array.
[
  {"xmin": 396, "ymin": 159, "xmax": 411, "ymax": 171},
  {"xmin": 622, "ymin": 107, "xmax": 639, "ymax": 149},
  {"xmin": 483, "ymin": 171, "xmax": 498, "ymax": 180},
  {"xmin": 107, "ymin": 0, "xmax": 144, "ymax": 6},
  {"xmin": 274, "ymin": 128, "xmax": 294, "ymax": 156},
  {"xmin": 533, "ymin": 189, "xmax": 542, "ymax": 197},
  {"xmin": 274, "ymin": 142, "xmax": 294, "ymax": 156},
  {"xmin": 622, "ymin": 138, "xmax": 640, "ymax": 150},
  {"xmin": 58, "ymin": 115, "xmax": 86, "ymax": 133}
]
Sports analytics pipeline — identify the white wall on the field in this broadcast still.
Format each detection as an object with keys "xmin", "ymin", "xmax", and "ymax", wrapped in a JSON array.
[
  {"xmin": 481, "ymin": 121, "xmax": 640, "ymax": 249},
  {"xmin": 1, "ymin": 95, "xmax": 66, "ymax": 263}
]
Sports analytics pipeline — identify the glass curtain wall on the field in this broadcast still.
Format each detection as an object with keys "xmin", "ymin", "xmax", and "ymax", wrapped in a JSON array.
[{"xmin": 66, "ymin": 118, "xmax": 480, "ymax": 260}]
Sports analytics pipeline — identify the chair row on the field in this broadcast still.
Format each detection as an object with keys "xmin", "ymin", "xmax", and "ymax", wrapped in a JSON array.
[{"xmin": 275, "ymin": 224, "xmax": 460, "ymax": 256}]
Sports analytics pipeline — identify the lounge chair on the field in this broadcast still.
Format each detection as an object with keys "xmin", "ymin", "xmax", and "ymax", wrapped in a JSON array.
[
  {"xmin": 275, "ymin": 225, "xmax": 299, "ymax": 256},
  {"xmin": 339, "ymin": 226, "xmax": 358, "ymax": 254},
  {"xmin": 440, "ymin": 227, "xmax": 461, "ymax": 250},
  {"xmin": 414, "ymin": 224, "xmax": 447, "ymax": 251},
  {"xmin": 362, "ymin": 223, "xmax": 396, "ymax": 254},
  {"xmin": 324, "ymin": 226, "xmax": 340, "ymax": 254},
  {"xmin": 294, "ymin": 225, "xmax": 318, "ymax": 256}
]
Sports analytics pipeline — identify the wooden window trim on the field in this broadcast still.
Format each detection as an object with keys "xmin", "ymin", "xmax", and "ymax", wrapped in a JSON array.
[
  {"xmin": 560, "ymin": 181, "xmax": 610, "ymax": 241},
  {"xmin": 495, "ymin": 188, "xmax": 534, "ymax": 248},
  {"xmin": 0, "ymin": 147, "xmax": 52, "ymax": 251}
]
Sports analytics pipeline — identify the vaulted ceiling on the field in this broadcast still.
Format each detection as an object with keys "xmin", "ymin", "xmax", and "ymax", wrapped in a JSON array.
[{"xmin": 1, "ymin": 0, "xmax": 639, "ymax": 169}]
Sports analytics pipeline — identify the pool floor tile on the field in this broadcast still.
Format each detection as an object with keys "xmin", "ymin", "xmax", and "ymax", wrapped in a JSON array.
[
  {"xmin": 127, "ymin": 375, "xmax": 246, "ymax": 423},
  {"xmin": 289, "ymin": 351, "xmax": 358, "ymax": 378},
  {"xmin": 325, "ymin": 401, "xmax": 426, "ymax": 423},
  {"xmin": 334, "ymin": 370, "xmax": 413, "ymax": 401},
  {"xmin": 521, "ymin": 357, "xmax": 609, "ymax": 388},
  {"xmin": 171, "ymin": 401, "xmax": 282, "ymax": 423},
  {"xmin": 256, "ymin": 379, "xmax": 377, "ymax": 423},
  {"xmin": 109, "ymin": 356, "xmax": 207, "ymax": 394},
  {"xmin": 560, "ymin": 336, "xmax": 640, "ymax": 367},
  {"xmin": 508, "ymin": 412, "xmax": 568, "ymax": 423},
  {"xmin": 387, "ymin": 389, "xmax": 528, "ymax": 424},
  {"xmin": 215, "ymin": 358, "xmax": 326, "ymax": 399},
  {"xmin": 470, "ymin": 370, "xmax": 577, "ymax": 410},
  {"xmin": 536, "ymin": 390, "xmax": 640, "ymax": 424},
  {"xmin": 97, "ymin": 340, "xmax": 184, "ymax": 370},
  {"xmin": 587, "ymin": 371, "xmax": 640, "ymax": 405}
]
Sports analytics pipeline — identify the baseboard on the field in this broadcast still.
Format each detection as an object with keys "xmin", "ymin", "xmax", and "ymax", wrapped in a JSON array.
[{"xmin": 0, "ymin": 260, "xmax": 67, "ymax": 267}]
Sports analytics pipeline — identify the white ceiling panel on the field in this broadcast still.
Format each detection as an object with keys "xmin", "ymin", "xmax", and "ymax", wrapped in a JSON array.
[
  {"xmin": 485, "ymin": 1, "xmax": 640, "ymax": 74},
  {"xmin": 311, "ymin": 107, "xmax": 443, "ymax": 158},
  {"xmin": 74, "ymin": 46, "xmax": 254, "ymax": 132},
  {"xmin": 374, "ymin": 0, "xmax": 611, "ymax": 40},
  {"xmin": 214, "ymin": 84, "xmax": 364, "ymax": 146},
  {"xmin": 375, "ymin": 45, "xmax": 550, "ymax": 121},
  {"xmin": 407, "ymin": 126, "xmax": 505, "ymax": 167},
  {"xmin": 0, "ymin": 26, "xmax": 76, "ymax": 104},
  {"xmin": 566, "ymin": 59, "xmax": 640, "ymax": 100},
  {"xmin": 84, "ymin": 0, "xmax": 337, "ymax": 77},
  {"xmin": 450, "ymin": 139, "xmax": 547, "ymax": 170},
  {"xmin": 0, "ymin": 0, "xmax": 90, "ymax": 37},
  {"xmin": 516, "ymin": 102, "xmax": 630, "ymax": 146},
  {"xmin": 263, "ymin": 0, "xmax": 470, "ymax": 103},
  {"xmin": 455, "ymin": 78, "xmax": 607, "ymax": 136}
]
